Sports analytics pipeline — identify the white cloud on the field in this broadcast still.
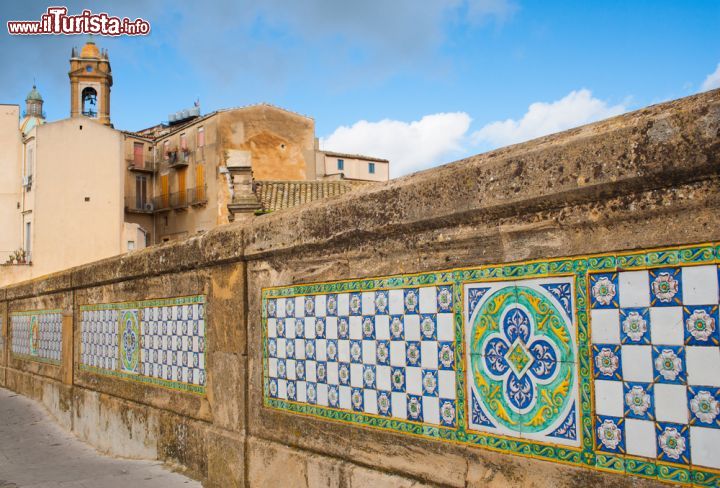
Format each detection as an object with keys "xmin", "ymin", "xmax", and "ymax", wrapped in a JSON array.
[
  {"xmin": 321, "ymin": 113, "xmax": 472, "ymax": 177},
  {"xmin": 701, "ymin": 63, "xmax": 720, "ymax": 92},
  {"xmin": 321, "ymin": 89, "xmax": 628, "ymax": 178},
  {"xmin": 472, "ymin": 89, "xmax": 627, "ymax": 148}
]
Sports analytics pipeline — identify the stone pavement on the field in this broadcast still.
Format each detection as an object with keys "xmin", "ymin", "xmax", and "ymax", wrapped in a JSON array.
[{"xmin": 0, "ymin": 387, "xmax": 201, "ymax": 488}]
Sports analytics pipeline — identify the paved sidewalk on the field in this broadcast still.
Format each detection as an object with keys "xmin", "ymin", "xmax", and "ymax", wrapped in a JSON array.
[{"xmin": 0, "ymin": 387, "xmax": 201, "ymax": 488}]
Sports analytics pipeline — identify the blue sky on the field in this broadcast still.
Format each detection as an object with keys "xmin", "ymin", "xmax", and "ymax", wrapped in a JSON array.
[{"xmin": 1, "ymin": 1, "xmax": 719, "ymax": 176}]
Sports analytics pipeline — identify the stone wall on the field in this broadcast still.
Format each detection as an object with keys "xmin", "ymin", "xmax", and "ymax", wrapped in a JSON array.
[{"xmin": 0, "ymin": 89, "xmax": 719, "ymax": 487}]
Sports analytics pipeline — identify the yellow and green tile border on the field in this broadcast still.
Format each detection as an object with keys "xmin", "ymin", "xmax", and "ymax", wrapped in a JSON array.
[
  {"xmin": 262, "ymin": 242, "xmax": 720, "ymax": 486},
  {"xmin": 79, "ymin": 295, "xmax": 206, "ymax": 395}
]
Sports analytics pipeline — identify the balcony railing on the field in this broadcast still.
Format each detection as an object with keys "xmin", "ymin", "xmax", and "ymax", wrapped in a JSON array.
[
  {"xmin": 126, "ymin": 158, "xmax": 156, "ymax": 173},
  {"xmin": 150, "ymin": 186, "xmax": 207, "ymax": 212},
  {"xmin": 188, "ymin": 185, "xmax": 208, "ymax": 205},
  {"xmin": 166, "ymin": 149, "xmax": 192, "ymax": 168},
  {"xmin": 124, "ymin": 196, "xmax": 154, "ymax": 213}
]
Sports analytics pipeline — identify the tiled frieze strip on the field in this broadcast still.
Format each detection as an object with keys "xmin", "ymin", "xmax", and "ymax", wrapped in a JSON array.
[
  {"xmin": 262, "ymin": 243, "xmax": 720, "ymax": 486},
  {"xmin": 10, "ymin": 309, "xmax": 63, "ymax": 365},
  {"xmin": 79, "ymin": 295, "xmax": 206, "ymax": 395}
]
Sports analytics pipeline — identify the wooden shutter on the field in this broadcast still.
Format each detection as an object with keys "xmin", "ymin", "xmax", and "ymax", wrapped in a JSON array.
[
  {"xmin": 133, "ymin": 142, "xmax": 144, "ymax": 168},
  {"xmin": 178, "ymin": 168, "xmax": 187, "ymax": 205},
  {"xmin": 195, "ymin": 165, "xmax": 205, "ymax": 201},
  {"xmin": 160, "ymin": 174, "xmax": 169, "ymax": 208}
]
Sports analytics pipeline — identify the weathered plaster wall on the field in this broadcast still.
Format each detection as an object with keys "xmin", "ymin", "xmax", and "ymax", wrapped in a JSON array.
[
  {"xmin": 0, "ymin": 89, "xmax": 718, "ymax": 487},
  {"xmin": 219, "ymin": 106, "xmax": 316, "ymax": 181}
]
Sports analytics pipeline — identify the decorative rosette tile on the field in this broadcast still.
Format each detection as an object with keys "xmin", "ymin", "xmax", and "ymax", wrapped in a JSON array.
[{"xmin": 465, "ymin": 276, "xmax": 580, "ymax": 447}]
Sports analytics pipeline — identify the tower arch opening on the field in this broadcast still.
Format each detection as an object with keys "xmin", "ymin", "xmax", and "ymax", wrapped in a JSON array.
[{"xmin": 81, "ymin": 87, "xmax": 97, "ymax": 118}]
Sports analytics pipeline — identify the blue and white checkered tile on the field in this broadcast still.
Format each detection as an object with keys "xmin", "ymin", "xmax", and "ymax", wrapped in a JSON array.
[
  {"xmin": 37, "ymin": 313, "xmax": 62, "ymax": 362},
  {"xmin": 141, "ymin": 303, "xmax": 205, "ymax": 387},
  {"xmin": 266, "ymin": 285, "xmax": 457, "ymax": 427},
  {"xmin": 80, "ymin": 309, "xmax": 118, "ymax": 370},
  {"xmin": 10, "ymin": 315, "xmax": 31, "ymax": 356},
  {"xmin": 590, "ymin": 264, "xmax": 720, "ymax": 470}
]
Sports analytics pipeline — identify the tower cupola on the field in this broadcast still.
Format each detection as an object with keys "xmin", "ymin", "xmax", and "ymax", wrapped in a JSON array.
[{"xmin": 20, "ymin": 84, "xmax": 46, "ymax": 136}]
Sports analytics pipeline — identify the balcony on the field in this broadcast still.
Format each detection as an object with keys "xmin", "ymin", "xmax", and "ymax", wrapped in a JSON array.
[
  {"xmin": 189, "ymin": 185, "xmax": 208, "ymax": 206},
  {"xmin": 150, "ymin": 186, "xmax": 207, "ymax": 213},
  {"xmin": 169, "ymin": 190, "xmax": 189, "ymax": 210},
  {"xmin": 167, "ymin": 149, "xmax": 192, "ymax": 169},
  {"xmin": 124, "ymin": 196, "xmax": 154, "ymax": 214},
  {"xmin": 126, "ymin": 158, "xmax": 156, "ymax": 173},
  {"xmin": 152, "ymin": 194, "xmax": 171, "ymax": 213}
]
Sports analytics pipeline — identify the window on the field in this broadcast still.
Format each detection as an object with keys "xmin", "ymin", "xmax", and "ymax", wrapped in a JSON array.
[
  {"xmin": 26, "ymin": 147, "xmax": 34, "ymax": 178},
  {"xmin": 127, "ymin": 241, "xmax": 135, "ymax": 251},
  {"xmin": 25, "ymin": 222, "xmax": 31, "ymax": 261},
  {"xmin": 180, "ymin": 133, "xmax": 188, "ymax": 151},
  {"xmin": 81, "ymin": 87, "xmax": 97, "ymax": 117},
  {"xmin": 197, "ymin": 127, "xmax": 205, "ymax": 147},
  {"xmin": 337, "ymin": 159, "xmax": 344, "ymax": 170},
  {"xmin": 163, "ymin": 140, "xmax": 170, "ymax": 158},
  {"xmin": 369, "ymin": 162, "xmax": 376, "ymax": 174},
  {"xmin": 135, "ymin": 175, "xmax": 147, "ymax": 209}
]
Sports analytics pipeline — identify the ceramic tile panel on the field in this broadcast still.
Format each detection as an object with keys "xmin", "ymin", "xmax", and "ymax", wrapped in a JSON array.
[
  {"xmin": 262, "ymin": 243, "xmax": 720, "ymax": 486},
  {"xmin": 141, "ymin": 302, "xmax": 206, "ymax": 386},
  {"xmin": 80, "ymin": 308, "xmax": 119, "ymax": 370},
  {"xmin": 465, "ymin": 276, "xmax": 581, "ymax": 447},
  {"xmin": 590, "ymin": 264, "xmax": 720, "ymax": 479},
  {"xmin": 265, "ymin": 285, "xmax": 457, "ymax": 427},
  {"xmin": 10, "ymin": 310, "xmax": 63, "ymax": 364},
  {"xmin": 79, "ymin": 295, "xmax": 205, "ymax": 394}
]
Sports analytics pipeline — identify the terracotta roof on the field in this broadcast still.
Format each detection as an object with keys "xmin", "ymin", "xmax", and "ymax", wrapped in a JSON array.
[{"xmin": 254, "ymin": 180, "xmax": 363, "ymax": 212}]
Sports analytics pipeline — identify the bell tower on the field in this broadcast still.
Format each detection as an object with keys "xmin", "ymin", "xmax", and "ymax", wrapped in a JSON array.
[{"xmin": 69, "ymin": 38, "xmax": 112, "ymax": 126}]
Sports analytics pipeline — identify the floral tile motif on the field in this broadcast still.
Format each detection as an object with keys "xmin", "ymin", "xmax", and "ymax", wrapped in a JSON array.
[
  {"xmin": 624, "ymin": 382, "xmax": 655, "ymax": 420},
  {"xmin": 464, "ymin": 276, "xmax": 580, "ymax": 447},
  {"xmin": 79, "ymin": 296, "xmax": 206, "ymax": 394},
  {"xmin": 652, "ymin": 345, "xmax": 686, "ymax": 384},
  {"xmin": 688, "ymin": 386, "xmax": 720, "ymax": 428},
  {"xmin": 596, "ymin": 415, "xmax": 625, "ymax": 454},
  {"xmin": 649, "ymin": 268, "xmax": 683, "ymax": 307},
  {"xmin": 118, "ymin": 309, "xmax": 140, "ymax": 373},
  {"xmin": 620, "ymin": 308, "xmax": 651, "ymax": 344},
  {"xmin": 683, "ymin": 305, "xmax": 719, "ymax": 346},
  {"xmin": 590, "ymin": 273, "xmax": 619, "ymax": 309},
  {"xmin": 656, "ymin": 422, "xmax": 691, "ymax": 464},
  {"xmin": 264, "ymin": 243, "xmax": 720, "ymax": 481},
  {"xmin": 593, "ymin": 344, "xmax": 623, "ymax": 381}
]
